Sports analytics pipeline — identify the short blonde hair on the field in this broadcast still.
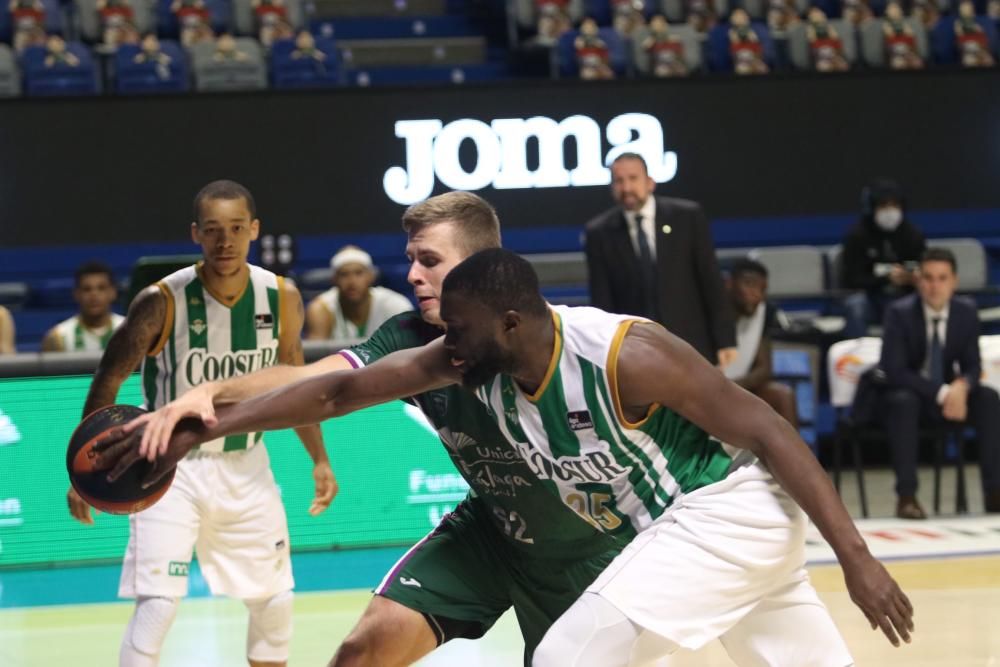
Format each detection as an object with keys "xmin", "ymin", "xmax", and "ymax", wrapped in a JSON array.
[{"xmin": 401, "ymin": 191, "xmax": 502, "ymax": 256}]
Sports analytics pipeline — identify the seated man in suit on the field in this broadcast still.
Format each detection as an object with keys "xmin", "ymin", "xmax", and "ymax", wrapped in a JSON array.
[
  {"xmin": 723, "ymin": 258, "xmax": 797, "ymax": 427},
  {"xmin": 584, "ymin": 152, "xmax": 736, "ymax": 367},
  {"xmin": 880, "ymin": 247, "xmax": 1000, "ymax": 519}
]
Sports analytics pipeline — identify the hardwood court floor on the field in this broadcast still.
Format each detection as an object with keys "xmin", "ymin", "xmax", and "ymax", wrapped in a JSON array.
[
  {"xmin": 2, "ymin": 553, "xmax": 997, "ymax": 666},
  {"xmin": 3, "ymin": 464, "xmax": 997, "ymax": 666}
]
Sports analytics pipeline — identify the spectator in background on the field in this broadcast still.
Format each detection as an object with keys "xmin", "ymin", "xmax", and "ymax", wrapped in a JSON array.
[
  {"xmin": 43, "ymin": 35, "xmax": 81, "ymax": 68},
  {"xmin": 723, "ymin": 258, "xmax": 798, "ymax": 427},
  {"xmin": 171, "ymin": 0, "xmax": 213, "ymax": 47},
  {"xmin": 213, "ymin": 32, "xmax": 249, "ymax": 61},
  {"xmin": 42, "ymin": 261, "xmax": 124, "ymax": 352},
  {"xmin": 574, "ymin": 17, "xmax": 615, "ymax": 80},
  {"xmin": 291, "ymin": 30, "xmax": 327, "ymax": 64},
  {"xmin": 533, "ymin": 0, "xmax": 573, "ymax": 46},
  {"xmin": 883, "ymin": 1, "xmax": 924, "ymax": 70},
  {"xmin": 955, "ymin": 0, "xmax": 995, "ymax": 68},
  {"xmin": 251, "ymin": 0, "xmax": 293, "ymax": 47},
  {"xmin": 9, "ymin": 0, "xmax": 46, "ymax": 52},
  {"xmin": 133, "ymin": 33, "xmax": 173, "ymax": 79},
  {"xmin": 305, "ymin": 245, "xmax": 412, "ymax": 342},
  {"xmin": 841, "ymin": 179, "xmax": 926, "ymax": 338},
  {"xmin": 96, "ymin": 0, "xmax": 140, "ymax": 49},
  {"xmin": 642, "ymin": 14, "xmax": 689, "ymax": 78},
  {"xmin": 584, "ymin": 152, "xmax": 737, "ymax": 367},
  {"xmin": 879, "ymin": 248, "xmax": 1000, "ymax": 519},
  {"xmin": 0, "ymin": 305, "xmax": 15, "ymax": 354}
]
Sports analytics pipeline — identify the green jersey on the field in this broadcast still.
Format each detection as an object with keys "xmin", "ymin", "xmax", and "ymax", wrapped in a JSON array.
[
  {"xmin": 142, "ymin": 263, "xmax": 283, "ymax": 453},
  {"xmin": 475, "ymin": 306, "xmax": 762, "ymax": 542},
  {"xmin": 52, "ymin": 313, "xmax": 124, "ymax": 351},
  {"xmin": 343, "ymin": 312, "xmax": 619, "ymax": 559}
]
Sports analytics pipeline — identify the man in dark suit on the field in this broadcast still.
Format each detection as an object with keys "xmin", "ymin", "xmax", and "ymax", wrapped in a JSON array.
[
  {"xmin": 880, "ymin": 247, "xmax": 1000, "ymax": 519},
  {"xmin": 584, "ymin": 153, "xmax": 736, "ymax": 365}
]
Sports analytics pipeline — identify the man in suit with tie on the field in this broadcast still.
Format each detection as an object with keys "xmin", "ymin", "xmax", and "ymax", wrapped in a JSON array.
[
  {"xmin": 583, "ymin": 153, "xmax": 736, "ymax": 366},
  {"xmin": 880, "ymin": 247, "xmax": 1000, "ymax": 519}
]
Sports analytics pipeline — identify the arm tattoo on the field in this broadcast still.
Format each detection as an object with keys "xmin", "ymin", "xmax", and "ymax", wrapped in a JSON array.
[{"xmin": 83, "ymin": 288, "xmax": 166, "ymax": 417}]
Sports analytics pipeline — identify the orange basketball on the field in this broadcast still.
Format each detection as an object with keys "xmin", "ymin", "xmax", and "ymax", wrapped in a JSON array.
[{"xmin": 66, "ymin": 404, "xmax": 175, "ymax": 515}]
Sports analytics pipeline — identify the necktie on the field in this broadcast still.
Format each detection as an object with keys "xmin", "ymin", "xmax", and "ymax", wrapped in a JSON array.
[
  {"xmin": 929, "ymin": 317, "xmax": 943, "ymax": 388},
  {"xmin": 634, "ymin": 214, "xmax": 657, "ymax": 317}
]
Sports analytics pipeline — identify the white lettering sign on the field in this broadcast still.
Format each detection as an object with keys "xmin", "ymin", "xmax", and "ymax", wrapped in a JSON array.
[{"xmin": 383, "ymin": 113, "xmax": 678, "ymax": 205}]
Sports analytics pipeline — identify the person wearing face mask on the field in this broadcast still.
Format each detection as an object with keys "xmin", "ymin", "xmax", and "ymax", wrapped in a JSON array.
[{"xmin": 840, "ymin": 180, "xmax": 926, "ymax": 338}]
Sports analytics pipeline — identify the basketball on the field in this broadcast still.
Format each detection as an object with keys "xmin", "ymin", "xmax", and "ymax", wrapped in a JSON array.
[{"xmin": 66, "ymin": 404, "xmax": 175, "ymax": 515}]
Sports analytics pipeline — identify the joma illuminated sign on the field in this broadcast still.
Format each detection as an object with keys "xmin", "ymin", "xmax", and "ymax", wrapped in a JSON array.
[{"xmin": 383, "ymin": 113, "xmax": 678, "ymax": 205}]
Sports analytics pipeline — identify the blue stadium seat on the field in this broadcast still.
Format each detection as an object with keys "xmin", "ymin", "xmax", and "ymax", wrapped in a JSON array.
[
  {"xmin": 584, "ymin": 0, "xmax": 614, "ymax": 25},
  {"xmin": 554, "ymin": 27, "xmax": 628, "ymax": 78},
  {"xmin": 232, "ymin": 0, "xmax": 303, "ymax": 36},
  {"xmin": 75, "ymin": 0, "xmax": 156, "ymax": 43},
  {"xmin": 706, "ymin": 20, "xmax": 775, "ymax": 72},
  {"xmin": 583, "ymin": 0, "xmax": 655, "ymax": 25},
  {"xmin": 0, "ymin": 44, "xmax": 20, "ymax": 96},
  {"xmin": 807, "ymin": 0, "xmax": 840, "ymax": 17},
  {"xmin": 13, "ymin": 307, "xmax": 78, "ymax": 351},
  {"xmin": 1, "ymin": 0, "xmax": 64, "ymax": 42},
  {"xmin": 346, "ymin": 62, "xmax": 508, "ymax": 86},
  {"xmin": 21, "ymin": 42, "xmax": 101, "ymax": 96},
  {"xmin": 929, "ymin": 14, "xmax": 998, "ymax": 64},
  {"xmin": 271, "ymin": 35, "xmax": 340, "ymax": 88},
  {"xmin": 310, "ymin": 15, "xmax": 477, "ymax": 40},
  {"xmin": 115, "ymin": 41, "xmax": 189, "ymax": 94}
]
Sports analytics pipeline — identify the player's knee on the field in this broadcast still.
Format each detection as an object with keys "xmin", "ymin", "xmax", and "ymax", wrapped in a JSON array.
[
  {"xmin": 533, "ymin": 593, "xmax": 635, "ymax": 667},
  {"xmin": 120, "ymin": 596, "xmax": 180, "ymax": 664},
  {"xmin": 329, "ymin": 630, "xmax": 373, "ymax": 667},
  {"xmin": 330, "ymin": 599, "xmax": 436, "ymax": 667},
  {"xmin": 245, "ymin": 590, "xmax": 293, "ymax": 663}
]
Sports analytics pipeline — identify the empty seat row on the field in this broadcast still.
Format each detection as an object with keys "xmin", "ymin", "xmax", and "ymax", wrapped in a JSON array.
[
  {"xmin": 0, "ymin": 33, "xmax": 342, "ymax": 95},
  {"xmin": 552, "ymin": 13, "xmax": 998, "ymax": 76}
]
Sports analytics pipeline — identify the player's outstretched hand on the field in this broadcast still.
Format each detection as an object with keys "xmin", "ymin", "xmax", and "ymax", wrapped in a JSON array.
[
  {"xmin": 67, "ymin": 486, "xmax": 97, "ymax": 525},
  {"xmin": 309, "ymin": 461, "xmax": 338, "ymax": 516},
  {"xmin": 91, "ymin": 417, "xmax": 203, "ymax": 489},
  {"xmin": 118, "ymin": 384, "xmax": 219, "ymax": 462},
  {"xmin": 843, "ymin": 553, "xmax": 914, "ymax": 647}
]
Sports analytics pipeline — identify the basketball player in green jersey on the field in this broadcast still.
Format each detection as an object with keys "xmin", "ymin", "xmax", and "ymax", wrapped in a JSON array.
[
  {"xmin": 103, "ymin": 248, "xmax": 915, "ymax": 666},
  {"xmin": 42, "ymin": 261, "xmax": 124, "ymax": 352},
  {"xmin": 67, "ymin": 180, "xmax": 337, "ymax": 667},
  {"xmin": 97, "ymin": 192, "xmax": 622, "ymax": 666}
]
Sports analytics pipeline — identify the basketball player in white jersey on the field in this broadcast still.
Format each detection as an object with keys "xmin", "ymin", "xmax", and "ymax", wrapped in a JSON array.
[
  {"xmin": 305, "ymin": 245, "xmax": 412, "ymax": 341},
  {"xmin": 100, "ymin": 248, "xmax": 914, "ymax": 666},
  {"xmin": 66, "ymin": 180, "xmax": 338, "ymax": 667},
  {"xmin": 42, "ymin": 261, "xmax": 125, "ymax": 352}
]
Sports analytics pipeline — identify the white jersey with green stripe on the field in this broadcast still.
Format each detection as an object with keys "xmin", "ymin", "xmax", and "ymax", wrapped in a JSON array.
[
  {"xmin": 475, "ymin": 305, "xmax": 761, "ymax": 541},
  {"xmin": 53, "ymin": 313, "xmax": 125, "ymax": 351},
  {"xmin": 141, "ymin": 264, "xmax": 282, "ymax": 453}
]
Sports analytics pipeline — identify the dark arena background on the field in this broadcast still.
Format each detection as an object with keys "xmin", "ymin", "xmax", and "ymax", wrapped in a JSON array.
[{"xmin": 1, "ymin": 1, "xmax": 1000, "ymax": 664}]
